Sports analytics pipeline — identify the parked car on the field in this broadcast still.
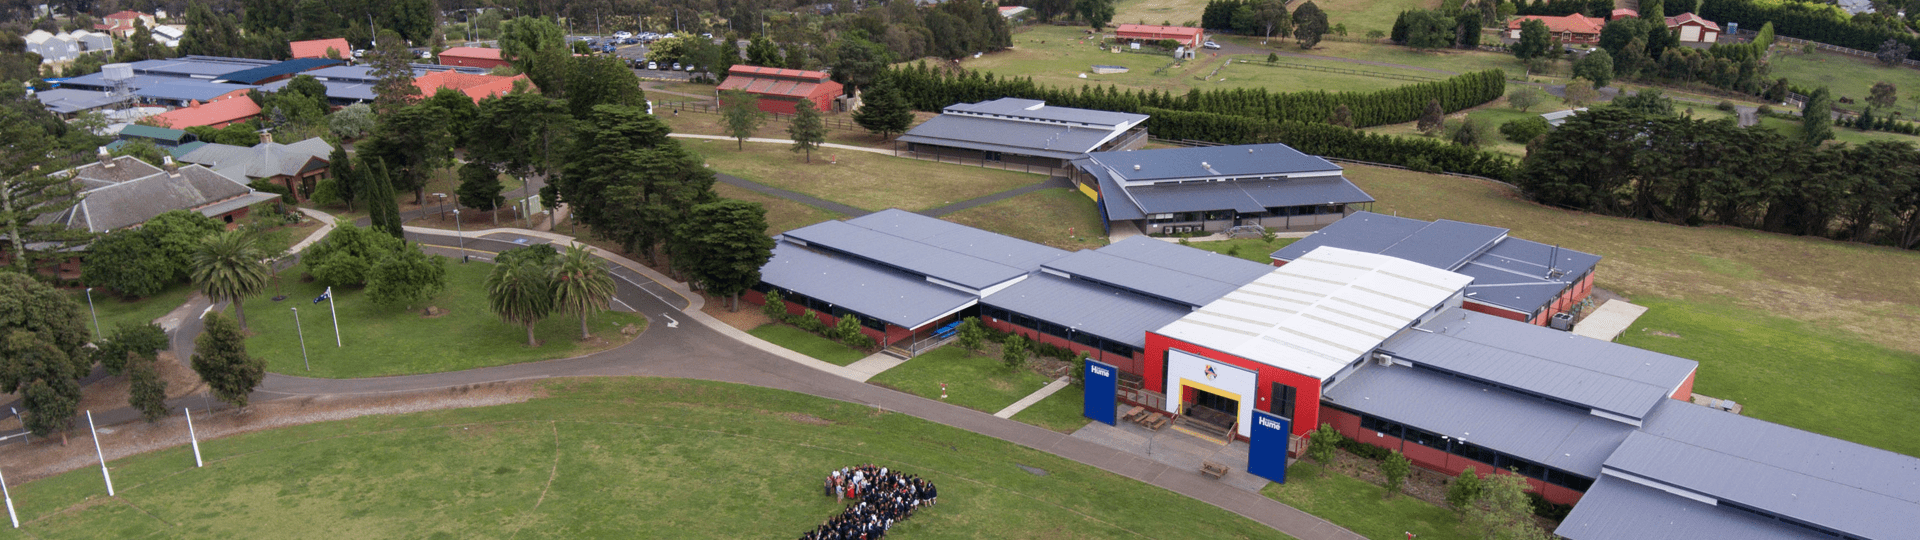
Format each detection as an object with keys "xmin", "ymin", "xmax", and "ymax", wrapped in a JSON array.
[
  {"xmin": 672, "ymin": 62, "xmax": 681, "ymax": 70},
  {"xmin": 648, "ymin": 61, "xmax": 658, "ymax": 70},
  {"xmin": 613, "ymin": 31, "xmax": 633, "ymax": 40},
  {"xmin": 1202, "ymin": 41, "xmax": 1221, "ymax": 49}
]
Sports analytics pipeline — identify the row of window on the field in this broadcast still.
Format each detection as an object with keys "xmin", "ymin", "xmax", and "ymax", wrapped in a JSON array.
[
  {"xmin": 980, "ymin": 305, "xmax": 1139, "ymax": 358},
  {"xmin": 1332, "ymin": 403, "xmax": 1596, "ymax": 492},
  {"xmin": 1143, "ymin": 205, "xmax": 1345, "ymax": 224},
  {"xmin": 750, "ymin": 282, "xmax": 887, "ymax": 330}
]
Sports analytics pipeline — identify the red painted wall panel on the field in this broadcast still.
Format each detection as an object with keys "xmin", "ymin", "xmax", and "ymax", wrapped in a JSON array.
[
  {"xmin": 1672, "ymin": 369, "xmax": 1697, "ymax": 400},
  {"xmin": 1144, "ymin": 331, "xmax": 1324, "ymax": 439}
]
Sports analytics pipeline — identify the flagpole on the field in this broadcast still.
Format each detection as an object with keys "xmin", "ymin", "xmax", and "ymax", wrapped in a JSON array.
[
  {"xmin": 1, "ymin": 466, "xmax": 16, "ymax": 528},
  {"xmin": 87, "ymin": 411, "xmax": 113, "ymax": 496},
  {"xmin": 326, "ymin": 286, "xmax": 341, "ymax": 347}
]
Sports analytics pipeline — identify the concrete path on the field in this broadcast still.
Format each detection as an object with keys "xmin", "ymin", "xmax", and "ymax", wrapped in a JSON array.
[
  {"xmin": 1073, "ymin": 408, "xmax": 1270, "ymax": 494},
  {"xmin": 1573, "ymin": 299, "xmax": 1650, "ymax": 342},
  {"xmin": 287, "ymin": 208, "xmax": 339, "ymax": 254},
  {"xmin": 994, "ymin": 377, "xmax": 1070, "ymax": 419},
  {"xmin": 843, "ymin": 352, "xmax": 909, "ymax": 382},
  {"xmin": 918, "ymin": 176, "xmax": 1070, "ymax": 217},
  {"xmin": 713, "ymin": 172, "xmax": 872, "ymax": 217}
]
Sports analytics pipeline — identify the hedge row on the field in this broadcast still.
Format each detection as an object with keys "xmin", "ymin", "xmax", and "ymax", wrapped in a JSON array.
[
  {"xmin": 1141, "ymin": 107, "xmax": 1518, "ymax": 180},
  {"xmin": 1699, "ymin": 0, "xmax": 1920, "ymax": 61}
]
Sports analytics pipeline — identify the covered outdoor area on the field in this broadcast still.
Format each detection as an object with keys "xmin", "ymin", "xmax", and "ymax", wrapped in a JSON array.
[{"xmin": 1071, "ymin": 402, "xmax": 1275, "ymax": 494}]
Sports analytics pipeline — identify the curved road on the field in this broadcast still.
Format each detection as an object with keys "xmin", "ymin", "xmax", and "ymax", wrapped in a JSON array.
[{"xmin": 62, "ymin": 225, "xmax": 1363, "ymax": 540}]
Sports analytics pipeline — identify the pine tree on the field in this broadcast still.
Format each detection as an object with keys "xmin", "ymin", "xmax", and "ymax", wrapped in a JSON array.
[
  {"xmin": 191, "ymin": 312, "xmax": 266, "ymax": 409},
  {"xmin": 787, "ymin": 99, "xmax": 827, "ymax": 162},
  {"xmin": 364, "ymin": 159, "xmax": 404, "ymax": 239},
  {"xmin": 1418, "ymin": 98, "xmax": 1446, "ymax": 135},
  {"xmin": 1, "ymin": 108, "xmax": 86, "ymax": 270},
  {"xmin": 853, "ymin": 78, "xmax": 916, "ymax": 138},
  {"xmin": 128, "ymin": 357, "xmax": 169, "ymax": 423}
]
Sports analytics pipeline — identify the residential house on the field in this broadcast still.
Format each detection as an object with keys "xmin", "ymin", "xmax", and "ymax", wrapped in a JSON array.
[
  {"xmin": 178, "ymin": 134, "xmax": 333, "ymax": 200},
  {"xmin": 1115, "ymin": 24, "xmax": 1205, "ymax": 50},
  {"xmin": 146, "ymin": 97, "xmax": 261, "ymax": 128},
  {"xmin": 95, "ymin": 11, "xmax": 157, "ymax": 38},
  {"xmin": 1506, "ymin": 13, "xmax": 1604, "ymax": 44}
]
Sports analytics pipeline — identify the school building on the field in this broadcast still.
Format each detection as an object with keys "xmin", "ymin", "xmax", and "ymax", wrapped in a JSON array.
[
  {"xmin": 896, "ymin": 98, "xmax": 1150, "ymax": 175},
  {"xmin": 1072, "ymin": 142, "xmax": 1374, "ymax": 237}
]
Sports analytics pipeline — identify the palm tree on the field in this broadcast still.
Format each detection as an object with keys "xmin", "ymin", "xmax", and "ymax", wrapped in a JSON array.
[
  {"xmin": 486, "ymin": 257, "xmax": 554, "ymax": 347},
  {"xmin": 550, "ymin": 244, "xmax": 616, "ymax": 340},
  {"xmin": 190, "ymin": 230, "xmax": 271, "ymax": 331}
]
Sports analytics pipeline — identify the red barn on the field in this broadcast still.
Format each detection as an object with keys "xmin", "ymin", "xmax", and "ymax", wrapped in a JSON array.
[
  {"xmin": 716, "ymin": 65, "xmax": 843, "ymax": 115},
  {"xmin": 438, "ymin": 46, "xmax": 511, "ymax": 69},
  {"xmin": 1115, "ymin": 24, "xmax": 1205, "ymax": 50}
]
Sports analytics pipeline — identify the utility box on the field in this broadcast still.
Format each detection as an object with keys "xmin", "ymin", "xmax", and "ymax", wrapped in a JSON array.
[{"xmin": 1550, "ymin": 312, "xmax": 1575, "ymax": 331}]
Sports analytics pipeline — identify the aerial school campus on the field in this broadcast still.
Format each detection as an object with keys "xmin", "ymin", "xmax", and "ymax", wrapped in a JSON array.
[{"xmin": 1, "ymin": 0, "xmax": 1919, "ymax": 538}]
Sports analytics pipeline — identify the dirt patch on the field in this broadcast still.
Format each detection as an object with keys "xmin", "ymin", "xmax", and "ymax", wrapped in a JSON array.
[
  {"xmin": 1318, "ymin": 447, "xmax": 1562, "ymax": 532},
  {"xmin": 421, "ymin": 306, "xmax": 451, "ymax": 319},
  {"xmin": 0, "ymin": 381, "xmax": 545, "ymax": 485},
  {"xmin": 702, "ymin": 293, "xmax": 773, "ymax": 332},
  {"xmin": 1646, "ymin": 330, "xmax": 1682, "ymax": 338},
  {"xmin": 784, "ymin": 412, "xmax": 834, "ymax": 426}
]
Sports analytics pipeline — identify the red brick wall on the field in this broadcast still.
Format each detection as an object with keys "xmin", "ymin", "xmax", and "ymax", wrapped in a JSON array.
[
  {"xmin": 743, "ymin": 289, "xmax": 920, "ymax": 347},
  {"xmin": 982, "ymin": 316, "xmax": 1144, "ymax": 374},
  {"xmin": 1325, "ymin": 407, "xmax": 1585, "ymax": 505},
  {"xmin": 1144, "ymin": 331, "xmax": 1323, "ymax": 438},
  {"xmin": 1671, "ymin": 369, "xmax": 1696, "ymax": 400}
]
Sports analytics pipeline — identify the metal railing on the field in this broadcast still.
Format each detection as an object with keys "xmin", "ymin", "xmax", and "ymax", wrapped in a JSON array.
[{"xmin": 1772, "ymin": 35, "xmax": 1920, "ymax": 69}]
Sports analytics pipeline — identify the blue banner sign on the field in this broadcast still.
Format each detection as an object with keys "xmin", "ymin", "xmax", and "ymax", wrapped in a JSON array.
[
  {"xmin": 1248, "ymin": 409, "xmax": 1291, "ymax": 484},
  {"xmin": 1083, "ymin": 359, "xmax": 1117, "ymax": 425}
]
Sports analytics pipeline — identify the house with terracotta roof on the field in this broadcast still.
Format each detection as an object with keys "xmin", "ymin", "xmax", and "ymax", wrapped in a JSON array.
[
  {"xmin": 1115, "ymin": 24, "xmax": 1205, "ymax": 50},
  {"xmin": 1665, "ymin": 13, "xmax": 1721, "ymax": 43},
  {"xmin": 412, "ymin": 70, "xmax": 531, "ymax": 103},
  {"xmin": 438, "ymin": 47, "xmax": 509, "ymax": 69},
  {"xmin": 147, "ymin": 97, "xmax": 262, "ymax": 129},
  {"xmin": 716, "ymin": 65, "xmax": 843, "ymax": 114},
  {"xmin": 96, "ymin": 11, "xmax": 156, "ymax": 38},
  {"xmin": 290, "ymin": 38, "xmax": 353, "ymax": 60},
  {"xmin": 1609, "ymin": 8, "xmax": 1638, "ymax": 19},
  {"xmin": 1506, "ymin": 13, "xmax": 1604, "ymax": 44}
]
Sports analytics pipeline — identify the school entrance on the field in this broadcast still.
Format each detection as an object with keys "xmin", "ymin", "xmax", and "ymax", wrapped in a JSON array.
[{"xmin": 1165, "ymin": 349, "xmax": 1257, "ymax": 443}]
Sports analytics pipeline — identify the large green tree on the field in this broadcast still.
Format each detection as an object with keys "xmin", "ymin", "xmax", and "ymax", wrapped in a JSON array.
[
  {"xmin": 1512, "ymin": 18, "xmax": 1552, "ymax": 60},
  {"xmin": 550, "ymin": 244, "xmax": 615, "ymax": 339},
  {"xmin": 853, "ymin": 78, "xmax": 915, "ymax": 139},
  {"xmin": 369, "ymin": 29, "xmax": 421, "ymax": 115},
  {"xmin": 190, "ymin": 312, "xmax": 265, "ymax": 408},
  {"xmin": 420, "ymin": 87, "xmax": 479, "ymax": 148},
  {"xmin": 81, "ymin": 228, "xmax": 175, "ymax": 298},
  {"xmin": 362, "ymin": 159, "xmax": 404, "ymax": 238},
  {"xmin": 190, "ymin": 230, "xmax": 272, "ymax": 331},
  {"xmin": 673, "ymin": 200, "xmax": 776, "ymax": 311},
  {"xmin": 96, "ymin": 322, "xmax": 167, "ymax": 376},
  {"xmin": 304, "ymin": 224, "xmax": 407, "ymax": 286},
  {"xmin": 366, "ymin": 247, "xmax": 448, "ymax": 309},
  {"xmin": 567, "ymin": 55, "xmax": 649, "ymax": 119},
  {"xmin": 128, "ymin": 355, "xmax": 168, "ymax": 422},
  {"xmin": 1292, "ymin": 1, "xmax": 1329, "ymax": 49},
  {"xmin": 828, "ymin": 33, "xmax": 896, "ymax": 97},
  {"xmin": 559, "ymin": 106, "xmax": 716, "ymax": 265},
  {"xmin": 359, "ymin": 104, "xmax": 453, "ymax": 204},
  {"xmin": 720, "ymin": 90, "xmax": 767, "ymax": 150},
  {"xmin": 788, "ymin": 99, "xmax": 827, "ymax": 162},
  {"xmin": 0, "ymin": 272, "xmax": 91, "ymax": 444},
  {"xmin": 1573, "ymin": 49, "xmax": 1615, "ymax": 88},
  {"xmin": 1074, "ymin": 0, "xmax": 1116, "ymax": 30},
  {"xmin": 456, "ymin": 162, "xmax": 506, "ymax": 213},
  {"xmin": 468, "ymin": 93, "xmax": 573, "ymax": 182},
  {"xmin": 1804, "ymin": 87, "xmax": 1835, "ymax": 146},
  {"xmin": 498, "ymin": 16, "xmax": 571, "ymax": 98},
  {"xmin": 1, "ymin": 106, "xmax": 85, "ymax": 271},
  {"xmin": 485, "ymin": 253, "xmax": 556, "ymax": 347}
]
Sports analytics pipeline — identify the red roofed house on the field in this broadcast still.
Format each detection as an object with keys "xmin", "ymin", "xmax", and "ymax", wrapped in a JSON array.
[
  {"xmin": 1665, "ymin": 13, "xmax": 1721, "ymax": 43},
  {"xmin": 148, "ymin": 98, "xmax": 262, "ymax": 129},
  {"xmin": 1114, "ymin": 24, "xmax": 1205, "ymax": 50},
  {"xmin": 290, "ymin": 38, "xmax": 353, "ymax": 60},
  {"xmin": 438, "ymin": 47, "xmax": 510, "ymax": 69},
  {"xmin": 716, "ymin": 65, "xmax": 844, "ymax": 115},
  {"xmin": 1610, "ymin": 8, "xmax": 1638, "ymax": 19},
  {"xmin": 413, "ymin": 70, "xmax": 532, "ymax": 103},
  {"xmin": 1506, "ymin": 13, "xmax": 1603, "ymax": 44},
  {"xmin": 96, "ymin": 11, "xmax": 156, "ymax": 38}
]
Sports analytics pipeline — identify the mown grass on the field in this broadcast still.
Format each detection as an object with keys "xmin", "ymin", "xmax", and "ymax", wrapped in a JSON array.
[
  {"xmin": 748, "ymin": 323, "xmax": 869, "ymax": 366},
  {"xmin": 1181, "ymin": 237, "xmax": 1298, "ymax": 263},
  {"xmin": 241, "ymin": 261, "xmax": 647, "ymax": 378},
  {"xmin": 1617, "ymin": 297, "xmax": 1920, "ymax": 457},
  {"xmin": 869, "ymin": 346, "xmax": 1055, "ymax": 414},
  {"xmin": 685, "ymin": 139, "xmax": 1045, "ymax": 212},
  {"xmin": 1307, "ymin": 0, "xmax": 1447, "ymax": 37},
  {"xmin": 713, "ymin": 183, "xmax": 844, "ymax": 235},
  {"xmin": 1768, "ymin": 48, "xmax": 1920, "ymax": 116},
  {"xmin": 0, "ymin": 378, "xmax": 1286, "ymax": 539},
  {"xmin": 1262, "ymin": 461, "xmax": 1474, "ymax": 540},
  {"xmin": 70, "ymin": 283, "xmax": 196, "ymax": 338},
  {"xmin": 1346, "ymin": 163, "xmax": 1920, "ymax": 455},
  {"xmin": 975, "ymin": 26, "xmax": 1426, "ymax": 95},
  {"xmin": 940, "ymin": 188, "xmax": 1108, "ymax": 250},
  {"xmin": 1010, "ymin": 383, "xmax": 1094, "ymax": 433},
  {"xmin": 1753, "ymin": 115, "xmax": 1920, "ymax": 147}
]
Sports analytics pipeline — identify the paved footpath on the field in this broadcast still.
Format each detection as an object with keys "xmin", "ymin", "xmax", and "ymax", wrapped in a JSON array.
[{"xmin": 61, "ymin": 221, "xmax": 1364, "ymax": 540}]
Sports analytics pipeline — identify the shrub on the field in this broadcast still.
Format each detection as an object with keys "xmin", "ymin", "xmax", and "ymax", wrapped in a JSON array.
[
  {"xmin": 1002, "ymin": 334, "xmax": 1029, "ymax": 370},
  {"xmin": 1500, "ymin": 117, "xmax": 1550, "ymax": 144},
  {"xmin": 1382, "ymin": 451, "xmax": 1411, "ymax": 498},
  {"xmin": 309, "ymin": 178, "xmax": 344, "ymax": 206},
  {"xmin": 1335, "ymin": 435, "xmax": 1393, "ymax": 460},
  {"xmin": 1717, "ymin": 100, "xmax": 1737, "ymax": 112},
  {"xmin": 249, "ymin": 179, "xmax": 296, "ymax": 205},
  {"xmin": 1526, "ymin": 491, "xmax": 1574, "ymax": 520},
  {"xmin": 1446, "ymin": 468, "xmax": 1483, "ymax": 512},
  {"xmin": 761, "ymin": 289, "xmax": 786, "ymax": 321},
  {"xmin": 1758, "ymin": 104, "xmax": 1774, "ymax": 115},
  {"xmin": 835, "ymin": 314, "xmax": 862, "ymax": 342}
]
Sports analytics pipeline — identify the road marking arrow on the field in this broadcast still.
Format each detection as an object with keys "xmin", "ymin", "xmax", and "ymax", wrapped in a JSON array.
[{"xmin": 662, "ymin": 313, "xmax": 679, "ymax": 329}]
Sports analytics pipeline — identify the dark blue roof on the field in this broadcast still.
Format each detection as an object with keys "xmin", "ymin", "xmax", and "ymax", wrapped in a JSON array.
[
  {"xmin": 1082, "ymin": 142, "xmax": 1341, "ymax": 182},
  {"xmin": 215, "ymin": 58, "xmax": 346, "ymax": 84}
]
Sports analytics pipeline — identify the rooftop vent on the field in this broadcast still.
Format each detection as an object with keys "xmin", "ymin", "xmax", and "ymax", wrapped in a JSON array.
[
  {"xmin": 1133, "ymin": 164, "xmax": 1141, "ymax": 170},
  {"xmin": 97, "ymin": 146, "xmax": 112, "ymax": 167}
]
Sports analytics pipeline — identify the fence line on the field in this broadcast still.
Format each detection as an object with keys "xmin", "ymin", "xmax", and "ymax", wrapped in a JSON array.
[
  {"xmin": 1235, "ymin": 59, "xmax": 1443, "ymax": 82},
  {"xmin": 654, "ymin": 99, "xmax": 864, "ymax": 132},
  {"xmin": 1771, "ymin": 35, "xmax": 1920, "ymax": 69}
]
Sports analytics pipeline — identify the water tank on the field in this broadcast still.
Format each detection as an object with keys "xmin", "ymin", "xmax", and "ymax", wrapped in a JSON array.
[{"xmin": 102, "ymin": 63, "xmax": 133, "ymax": 81}]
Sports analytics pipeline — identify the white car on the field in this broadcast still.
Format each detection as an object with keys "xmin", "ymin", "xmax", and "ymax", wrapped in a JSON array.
[
  {"xmin": 672, "ymin": 62, "xmax": 682, "ymax": 70},
  {"xmin": 613, "ymin": 31, "xmax": 633, "ymax": 40},
  {"xmin": 1202, "ymin": 41, "xmax": 1221, "ymax": 50},
  {"xmin": 648, "ymin": 61, "xmax": 658, "ymax": 70}
]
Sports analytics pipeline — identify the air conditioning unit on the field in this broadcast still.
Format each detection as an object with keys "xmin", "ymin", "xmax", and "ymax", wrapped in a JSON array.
[
  {"xmin": 1374, "ymin": 353, "xmax": 1393, "ymax": 366},
  {"xmin": 1550, "ymin": 312, "xmax": 1575, "ymax": 331}
]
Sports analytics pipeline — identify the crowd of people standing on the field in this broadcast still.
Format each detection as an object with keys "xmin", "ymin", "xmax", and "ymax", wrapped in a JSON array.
[{"xmin": 799, "ymin": 464, "xmax": 939, "ymax": 540}]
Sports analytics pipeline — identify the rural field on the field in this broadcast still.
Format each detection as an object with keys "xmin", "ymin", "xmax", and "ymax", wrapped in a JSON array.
[
  {"xmin": 684, "ymin": 139, "xmax": 1046, "ymax": 213},
  {"xmin": 0, "ymin": 378, "xmax": 1285, "ymax": 539},
  {"xmin": 1769, "ymin": 48, "xmax": 1920, "ymax": 115},
  {"xmin": 970, "ymin": 26, "xmax": 1432, "ymax": 95},
  {"xmin": 1347, "ymin": 164, "xmax": 1920, "ymax": 457}
]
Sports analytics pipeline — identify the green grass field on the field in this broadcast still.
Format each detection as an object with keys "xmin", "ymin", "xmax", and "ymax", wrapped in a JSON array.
[
  {"xmin": 1345, "ymin": 163, "xmax": 1920, "ymax": 455},
  {"xmin": 749, "ymin": 323, "xmax": 870, "ymax": 366},
  {"xmin": 1263, "ymin": 461, "xmax": 1473, "ymax": 540},
  {"xmin": 1753, "ymin": 115, "xmax": 1920, "ymax": 147},
  {"xmin": 868, "ymin": 346, "xmax": 1055, "ymax": 414},
  {"xmin": 1181, "ymin": 237, "xmax": 1297, "ymax": 263},
  {"xmin": 685, "ymin": 140, "xmax": 1045, "ymax": 212},
  {"xmin": 1769, "ymin": 48, "xmax": 1920, "ymax": 116},
  {"xmin": 1618, "ymin": 297, "xmax": 1920, "ymax": 457},
  {"xmin": 1009, "ymin": 384, "xmax": 1094, "ymax": 433},
  {"xmin": 975, "ymin": 26, "xmax": 1428, "ymax": 95},
  {"xmin": 1309, "ymin": 0, "xmax": 1446, "ymax": 37},
  {"xmin": 71, "ymin": 283, "xmax": 196, "ymax": 338},
  {"xmin": 941, "ymin": 188, "xmax": 1108, "ymax": 251},
  {"xmin": 713, "ymin": 183, "xmax": 844, "ymax": 235},
  {"xmin": 0, "ymin": 378, "xmax": 1285, "ymax": 539},
  {"xmin": 241, "ymin": 261, "xmax": 647, "ymax": 378}
]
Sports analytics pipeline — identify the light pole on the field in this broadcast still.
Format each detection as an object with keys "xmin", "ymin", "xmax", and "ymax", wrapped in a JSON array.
[
  {"xmin": 454, "ymin": 209, "xmax": 467, "ymax": 263},
  {"xmin": 292, "ymin": 307, "xmax": 309, "ymax": 371},
  {"xmin": 83, "ymin": 287, "xmax": 100, "ymax": 341},
  {"xmin": 435, "ymin": 192, "xmax": 447, "ymax": 220}
]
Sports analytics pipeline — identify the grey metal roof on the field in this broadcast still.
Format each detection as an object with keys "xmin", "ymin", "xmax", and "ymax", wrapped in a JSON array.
[
  {"xmin": 1080, "ymin": 158, "xmax": 1146, "ymax": 221},
  {"xmin": 1379, "ymin": 219, "xmax": 1507, "ymax": 269},
  {"xmin": 1038, "ymin": 237, "xmax": 1272, "ymax": 307},
  {"xmin": 1124, "ymin": 176, "xmax": 1373, "ymax": 215},
  {"xmin": 129, "ymin": 57, "xmax": 274, "ymax": 78},
  {"xmin": 779, "ymin": 209, "xmax": 1066, "ymax": 291},
  {"xmin": 1323, "ymin": 364, "xmax": 1636, "ymax": 477},
  {"xmin": 1555, "ymin": 475, "xmax": 1831, "ymax": 540},
  {"xmin": 262, "ymin": 78, "xmax": 377, "ymax": 102},
  {"xmin": 1456, "ymin": 237, "xmax": 1604, "ymax": 312},
  {"xmin": 898, "ymin": 114, "xmax": 1123, "ymax": 160},
  {"xmin": 1083, "ymin": 142, "xmax": 1341, "ymax": 182},
  {"xmin": 214, "ymin": 58, "xmax": 345, "ymax": 84},
  {"xmin": 34, "ymin": 88, "xmax": 125, "ymax": 114},
  {"xmin": 1272, "ymin": 212, "xmax": 1429, "ymax": 260},
  {"xmin": 943, "ymin": 98, "xmax": 1148, "ymax": 128},
  {"xmin": 62, "ymin": 165, "xmax": 258, "ymax": 231},
  {"xmin": 1382, "ymin": 310, "xmax": 1696, "ymax": 420},
  {"xmin": 981, "ymin": 273, "xmax": 1190, "ymax": 348},
  {"xmin": 135, "ymin": 82, "xmax": 256, "ymax": 102},
  {"xmin": 759, "ymin": 241, "xmax": 979, "ymax": 328},
  {"xmin": 1598, "ymin": 400, "xmax": 1920, "ymax": 540},
  {"xmin": 179, "ymin": 138, "xmax": 334, "ymax": 180},
  {"xmin": 300, "ymin": 63, "xmax": 487, "ymax": 84}
]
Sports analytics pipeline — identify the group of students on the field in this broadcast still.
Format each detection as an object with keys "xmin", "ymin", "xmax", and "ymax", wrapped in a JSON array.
[{"xmin": 799, "ymin": 464, "xmax": 939, "ymax": 540}]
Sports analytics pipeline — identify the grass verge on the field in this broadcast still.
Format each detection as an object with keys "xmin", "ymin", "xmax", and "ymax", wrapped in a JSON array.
[
  {"xmin": 868, "ymin": 346, "xmax": 1054, "ymax": 414},
  {"xmin": 1180, "ymin": 237, "xmax": 1297, "ymax": 263},
  {"xmin": 713, "ymin": 182, "xmax": 845, "ymax": 235},
  {"xmin": 241, "ymin": 260, "xmax": 647, "ymax": 378},
  {"xmin": 1010, "ymin": 383, "xmax": 1093, "ymax": 434},
  {"xmin": 748, "ymin": 323, "xmax": 869, "ymax": 366},
  {"xmin": 0, "ymin": 378, "xmax": 1286, "ymax": 539},
  {"xmin": 685, "ymin": 139, "xmax": 1046, "ymax": 212},
  {"xmin": 1262, "ymin": 461, "xmax": 1473, "ymax": 540},
  {"xmin": 940, "ymin": 188, "xmax": 1108, "ymax": 250},
  {"xmin": 70, "ymin": 283, "xmax": 196, "ymax": 337}
]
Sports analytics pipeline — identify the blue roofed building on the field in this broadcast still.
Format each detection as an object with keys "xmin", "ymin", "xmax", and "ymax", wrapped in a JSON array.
[
  {"xmin": 895, "ymin": 98, "xmax": 1151, "ymax": 176},
  {"xmin": 213, "ymin": 58, "xmax": 347, "ymax": 85},
  {"xmin": 1272, "ymin": 211, "xmax": 1601, "ymax": 327},
  {"xmin": 1072, "ymin": 142, "xmax": 1374, "ymax": 236}
]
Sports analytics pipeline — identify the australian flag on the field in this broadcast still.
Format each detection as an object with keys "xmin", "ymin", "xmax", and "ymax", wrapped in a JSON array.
[{"xmin": 313, "ymin": 287, "xmax": 331, "ymax": 304}]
